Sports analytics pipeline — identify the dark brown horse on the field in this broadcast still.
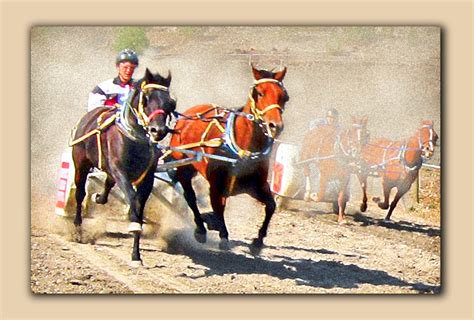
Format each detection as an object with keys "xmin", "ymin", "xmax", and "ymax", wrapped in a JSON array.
[
  {"xmin": 70, "ymin": 69, "xmax": 176, "ymax": 265},
  {"xmin": 357, "ymin": 120, "xmax": 439, "ymax": 221},
  {"xmin": 167, "ymin": 65, "xmax": 288, "ymax": 255},
  {"xmin": 300, "ymin": 116, "xmax": 369, "ymax": 224}
]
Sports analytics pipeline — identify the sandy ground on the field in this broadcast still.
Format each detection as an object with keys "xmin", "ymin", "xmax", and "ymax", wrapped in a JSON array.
[{"xmin": 30, "ymin": 26, "xmax": 440, "ymax": 294}]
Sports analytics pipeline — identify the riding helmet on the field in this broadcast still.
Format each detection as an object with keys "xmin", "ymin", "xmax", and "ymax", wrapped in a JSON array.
[{"xmin": 116, "ymin": 49, "xmax": 139, "ymax": 66}]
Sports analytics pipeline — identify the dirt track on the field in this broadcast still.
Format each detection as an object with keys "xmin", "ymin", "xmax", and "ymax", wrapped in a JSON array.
[
  {"xmin": 31, "ymin": 181, "xmax": 440, "ymax": 294},
  {"xmin": 30, "ymin": 26, "xmax": 441, "ymax": 294}
]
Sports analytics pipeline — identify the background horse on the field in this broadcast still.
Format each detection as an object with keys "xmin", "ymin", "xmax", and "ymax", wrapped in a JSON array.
[
  {"xmin": 357, "ymin": 120, "xmax": 439, "ymax": 221},
  {"xmin": 70, "ymin": 69, "xmax": 176, "ymax": 265},
  {"xmin": 300, "ymin": 116, "xmax": 369, "ymax": 224},
  {"xmin": 168, "ymin": 65, "xmax": 288, "ymax": 255}
]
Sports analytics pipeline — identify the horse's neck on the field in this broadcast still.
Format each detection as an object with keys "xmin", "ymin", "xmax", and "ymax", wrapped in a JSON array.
[
  {"xmin": 234, "ymin": 104, "xmax": 268, "ymax": 152},
  {"xmin": 119, "ymin": 102, "xmax": 148, "ymax": 141},
  {"xmin": 338, "ymin": 128, "xmax": 351, "ymax": 149},
  {"xmin": 403, "ymin": 132, "xmax": 422, "ymax": 165}
]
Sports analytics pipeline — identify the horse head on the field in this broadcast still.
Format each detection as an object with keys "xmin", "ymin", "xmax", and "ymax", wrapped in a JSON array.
[
  {"xmin": 248, "ymin": 64, "xmax": 289, "ymax": 139},
  {"xmin": 418, "ymin": 120, "xmax": 438, "ymax": 159},
  {"xmin": 131, "ymin": 68, "xmax": 176, "ymax": 143},
  {"xmin": 347, "ymin": 115, "xmax": 369, "ymax": 158}
]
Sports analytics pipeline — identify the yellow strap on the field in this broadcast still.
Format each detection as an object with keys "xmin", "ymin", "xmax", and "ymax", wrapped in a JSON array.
[{"xmin": 69, "ymin": 128, "xmax": 100, "ymax": 146}]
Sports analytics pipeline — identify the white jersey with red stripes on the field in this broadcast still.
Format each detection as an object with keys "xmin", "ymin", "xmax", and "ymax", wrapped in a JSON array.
[{"xmin": 87, "ymin": 76, "xmax": 135, "ymax": 111}]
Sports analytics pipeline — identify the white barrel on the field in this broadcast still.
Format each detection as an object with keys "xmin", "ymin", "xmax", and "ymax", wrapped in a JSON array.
[
  {"xmin": 55, "ymin": 148, "xmax": 75, "ymax": 216},
  {"xmin": 271, "ymin": 143, "xmax": 304, "ymax": 197}
]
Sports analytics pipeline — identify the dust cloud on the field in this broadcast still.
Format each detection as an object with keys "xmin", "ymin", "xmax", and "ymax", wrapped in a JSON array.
[{"xmin": 31, "ymin": 26, "xmax": 440, "ymax": 237}]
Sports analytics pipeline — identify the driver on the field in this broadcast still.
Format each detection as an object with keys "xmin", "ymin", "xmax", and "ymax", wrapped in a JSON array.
[
  {"xmin": 87, "ymin": 48, "xmax": 139, "ymax": 111},
  {"xmin": 325, "ymin": 108, "xmax": 339, "ymax": 127}
]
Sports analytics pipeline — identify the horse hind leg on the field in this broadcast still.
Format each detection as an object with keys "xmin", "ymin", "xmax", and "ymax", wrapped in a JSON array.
[
  {"xmin": 72, "ymin": 163, "xmax": 91, "ymax": 242},
  {"xmin": 93, "ymin": 174, "xmax": 115, "ymax": 205},
  {"xmin": 336, "ymin": 178, "xmax": 350, "ymax": 225},
  {"xmin": 358, "ymin": 173, "xmax": 368, "ymax": 212},
  {"xmin": 385, "ymin": 184, "xmax": 410, "ymax": 221}
]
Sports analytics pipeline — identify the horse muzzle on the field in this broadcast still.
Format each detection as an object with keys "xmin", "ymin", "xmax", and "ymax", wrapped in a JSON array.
[
  {"xmin": 421, "ymin": 141, "xmax": 435, "ymax": 159},
  {"xmin": 146, "ymin": 125, "xmax": 168, "ymax": 143},
  {"xmin": 265, "ymin": 121, "xmax": 284, "ymax": 139}
]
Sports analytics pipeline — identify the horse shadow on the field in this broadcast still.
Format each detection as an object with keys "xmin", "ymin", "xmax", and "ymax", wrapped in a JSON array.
[
  {"xmin": 173, "ymin": 240, "xmax": 439, "ymax": 294},
  {"xmin": 351, "ymin": 212, "xmax": 441, "ymax": 237}
]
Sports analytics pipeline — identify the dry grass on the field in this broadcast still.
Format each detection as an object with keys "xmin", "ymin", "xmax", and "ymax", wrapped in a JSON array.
[{"xmin": 410, "ymin": 168, "xmax": 441, "ymax": 226}]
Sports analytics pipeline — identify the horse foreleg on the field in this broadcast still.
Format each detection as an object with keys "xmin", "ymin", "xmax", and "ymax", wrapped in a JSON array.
[
  {"xmin": 375, "ymin": 178, "xmax": 391, "ymax": 210},
  {"xmin": 209, "ymin": 188, "xmax": 230, "ymax": 251},
  {"xmin": 358, "ymin": 173, "xmax": 368, "ymax": 212},
  {"xmin": 130, "ymin": 233, "xmax": 142, "ymax": 267},
  {"xmin": 134, "ymin": 171, "xmax": 156, "ymax": 265},
  {"xmin": 248, "ymin": 182, "xmax": 276, "ymax": 256},
  {"xmin": 116, "ymin": 180, "xmax": 142, "ymax": 263},
  {"xmin": 177, "ymin": 167, "xmax": 207, "ymax": 243}
]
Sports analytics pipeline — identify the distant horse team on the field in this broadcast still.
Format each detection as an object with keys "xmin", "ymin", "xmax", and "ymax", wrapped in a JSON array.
[{"xmin": 64, "ymin": 63, "xmax": 439, "ymax": 265}]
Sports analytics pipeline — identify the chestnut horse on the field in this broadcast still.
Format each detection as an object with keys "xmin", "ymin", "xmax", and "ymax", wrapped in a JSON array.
[
  {"xmin": 70, "ymin": 69, "xmax": 176, "ymax": 265},
  {"xmin": 167, "ymin": 65, "xmax": 288, "ymax": 255},
  {"xmin": 357, "ymin": 120, "xmax": 439, "ymax": 221},
  {"xmin": 300, "ymin": 116, "xmax": 369, "ymax": 224}
]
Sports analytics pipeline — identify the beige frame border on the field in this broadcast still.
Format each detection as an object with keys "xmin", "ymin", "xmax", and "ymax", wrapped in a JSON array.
[{"xmin": 1, "ymin": 0, "xmax": 472, "ymax": 319}]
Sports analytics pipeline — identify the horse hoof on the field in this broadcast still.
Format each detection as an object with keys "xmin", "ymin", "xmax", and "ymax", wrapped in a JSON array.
[
  {"xmin": 92, "ymin": 193, "xmax": 100, "ymax": 203},
  {"xmin": 194, "ymin": 230, "xmax": 207, "ymax": 244},
  {"xmin": 92, "ymin": 193, "xmax": 107, "ymax": 205},
  {"xmin": 249, "ymin": 239, "xmax": 263, "ymax": 256},
  {"xmin": 219, "ymin": 239, "xmax": 230, "ymax": 251},
  {"xmin": 338, "ymin": 219, "xmax": 347, "ymax": 225},
  {"xmin": 73, "ymin": 226, "xmax": 83, "ymax": 243},
  {"xmin": 378, "ymin": 203, "xmax": 389, "ymax": 210},
  {"xmin": 130, "ymin": 260, "xmax": 143, "ymax": 268},
  {"xmin": 310, "ymin": 193, "xmax": 319, "ymax": 202},
  {"xmin": 360, "ymin": 203, "xmax": 367, "ymax": 212},
  {"xmin": 128, "ymin": 222, "xmax": 143, "ymax": 233}
]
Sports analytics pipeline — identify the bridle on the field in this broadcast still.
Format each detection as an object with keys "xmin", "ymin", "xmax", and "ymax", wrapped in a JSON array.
[
  {"xmin": 247, "ymin": 78, "xmax": 287, "ymax": 138},
  {"xmin": 134, "ymin": 81, "xmax": 170, "ymax": 127},
  {"xmin": 419, "ymin": 123, "xmax": 436, "ymax": 157},
  {"xmin": 119, "ymin": 81, "xmax": 173, "ymax": 142},
  {"xmin": 338, "ymin": 122, "xmax": 368, "ymax": 159}
]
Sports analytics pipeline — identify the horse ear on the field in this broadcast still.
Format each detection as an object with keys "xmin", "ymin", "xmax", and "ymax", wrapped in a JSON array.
[
  {"xmin": 274, "ymin": 67, "xmax": 287, "ymax": 82},
  {"xmin": 251, "ymin": 63, "xmax": 264, "ymax": 80},
  {"xmin": 144, "ymin": 68, "xmax": 153, "ymax": 82},
  {"xmin": 421, "ymin": 119, "xmax": 433, "ymax": 127},
  {"xmin": 363, "ymin": 115, "xmax": 368, "ymax": 125},
  {"xmin": 165, "ymin": 71, "xmax": 172, "ymax": 87}
]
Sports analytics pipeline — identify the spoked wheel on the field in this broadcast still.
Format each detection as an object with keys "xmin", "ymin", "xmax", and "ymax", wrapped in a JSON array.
[{"xmin": 275, "ymin": 195, "xmax": 288, "ymax": 212}]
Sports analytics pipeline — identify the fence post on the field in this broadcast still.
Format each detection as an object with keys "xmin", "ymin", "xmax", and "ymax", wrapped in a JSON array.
[{"xmin": 416, "ymin": 169, "xmax": 420, "ymax": 203}]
